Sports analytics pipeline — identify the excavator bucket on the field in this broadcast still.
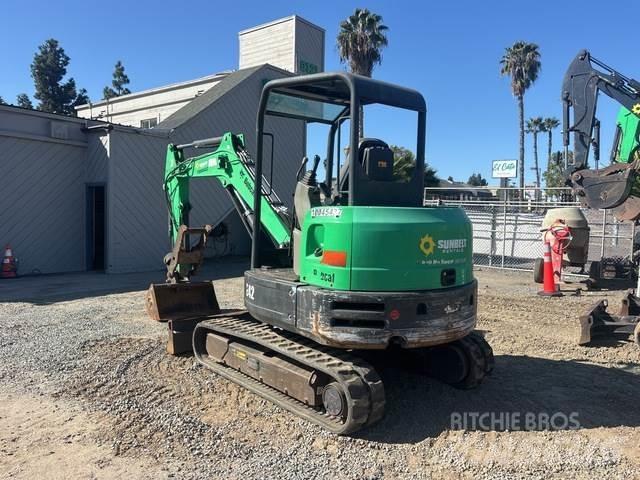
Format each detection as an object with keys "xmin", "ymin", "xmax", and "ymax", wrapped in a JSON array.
[
  {"xmin": 145, "ymin": 282, "xmax": 220, "ymax": 321},
  {"xmin": 146, "ymin": 224, "xmax": 221, "ymax": 321}
]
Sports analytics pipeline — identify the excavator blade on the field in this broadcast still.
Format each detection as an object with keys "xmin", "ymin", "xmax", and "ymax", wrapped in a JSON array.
[{"xmin": 145, "ymin": 281, "xmax": 220, "ymax": 321}]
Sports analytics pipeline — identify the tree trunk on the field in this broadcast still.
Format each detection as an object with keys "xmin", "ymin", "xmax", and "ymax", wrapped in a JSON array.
[
  {"xmin": 533, "ymin": 132, "xmax": 540, "ymax": 200},
  {"xmin": 518, "ymin": 95, "xmax": 525, "ymax": 191},
  {"xmin": 547, "ymin": 130, "xmax": 552, "ymax": 170}
]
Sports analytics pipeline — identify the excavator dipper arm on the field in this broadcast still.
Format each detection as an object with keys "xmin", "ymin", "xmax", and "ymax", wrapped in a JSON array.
[{"xmin": 562, "ymin": 50, "xmax": 640, "ymax": 219}]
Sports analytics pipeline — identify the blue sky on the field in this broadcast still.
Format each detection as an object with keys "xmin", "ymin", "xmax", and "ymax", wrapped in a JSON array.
[{"xmin": 1, "ymin": 0, "xmax": 636, "ymax": 184}]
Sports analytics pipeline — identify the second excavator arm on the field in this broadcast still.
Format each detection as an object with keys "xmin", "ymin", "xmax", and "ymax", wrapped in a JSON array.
[{"xmin": 562, "ymin": 50, "xmax": 640, "ymax": 219}]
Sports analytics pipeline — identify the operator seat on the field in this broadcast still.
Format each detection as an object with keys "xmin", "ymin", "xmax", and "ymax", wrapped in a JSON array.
[{"xmin": 336, "ymin": 138, "xmax": 395, "ymax": 197}]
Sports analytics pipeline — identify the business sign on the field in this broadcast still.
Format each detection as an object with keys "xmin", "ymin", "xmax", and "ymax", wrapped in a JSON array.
[{"xmin": 492, "ymin": 159, "xmax": 517, "ymax": 178}]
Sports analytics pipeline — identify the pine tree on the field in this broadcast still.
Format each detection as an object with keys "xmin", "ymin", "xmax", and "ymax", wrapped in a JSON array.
[
  {"xmin": 16, "ymin": 93, "xmax": 33, "ymax": 109},
  {"xmin": 30, "ymin": 38, "xmax": 87, "ymax": 115},
  {"xmin": 103, "ymin": 60, "xmax": 131, "ymax": 99},
  {"xmin": 0, "ymin": 96, "xmax": 6, "ymax": 105},
  {"xmin": 468, "ymin": 173, "xmax": 488, "ymax": 186}
]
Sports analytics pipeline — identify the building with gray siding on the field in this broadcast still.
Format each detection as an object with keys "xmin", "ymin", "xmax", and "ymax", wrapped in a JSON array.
[
  {"xmin": 0, "ymin": 64, "xmax": 303, "ymax": 275},
  {"xmin": 0, "ymin": 15, "xmax": 322, "ymax": 275}
]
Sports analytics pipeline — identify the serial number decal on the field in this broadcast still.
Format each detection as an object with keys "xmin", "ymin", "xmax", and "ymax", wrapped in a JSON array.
[{"xmin": 311, "ymin": 207, "xmax": 342, "ymax": 218}]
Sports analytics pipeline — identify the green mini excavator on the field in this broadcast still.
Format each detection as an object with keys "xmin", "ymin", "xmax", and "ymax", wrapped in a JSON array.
[{"xmin": 146, "ymin": 73, "xmax": 494, "ymax": 434}]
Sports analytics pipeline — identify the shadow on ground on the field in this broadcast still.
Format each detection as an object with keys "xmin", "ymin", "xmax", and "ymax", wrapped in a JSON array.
[
  {"xmin": 0, "ymin": 257, "xmax": 248, "ymax": 304},
  {"xmin": 359, "ymin": 353, "xmax": 640, "ymax": 443}
]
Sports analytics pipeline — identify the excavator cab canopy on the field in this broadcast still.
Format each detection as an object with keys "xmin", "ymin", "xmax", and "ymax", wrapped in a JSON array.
[{"xmin": 254, "ymin": 72, "xmax": 427, "ymax": 266}]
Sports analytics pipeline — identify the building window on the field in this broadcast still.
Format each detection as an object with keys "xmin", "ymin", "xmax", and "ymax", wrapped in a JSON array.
[{"xmin": 140, "ymin": 118, "xmax": 158, "ymax": 129}]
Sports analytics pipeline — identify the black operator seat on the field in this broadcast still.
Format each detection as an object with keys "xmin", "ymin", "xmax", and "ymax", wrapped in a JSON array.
[{"xmin": 336, "ymin": 138, "xmax": 394, "ymax": 196}]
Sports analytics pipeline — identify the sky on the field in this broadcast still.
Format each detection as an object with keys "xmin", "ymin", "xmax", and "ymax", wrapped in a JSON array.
[{"xmin": 1, "ymin": 0, "xmax": 637, "ymax": 185}]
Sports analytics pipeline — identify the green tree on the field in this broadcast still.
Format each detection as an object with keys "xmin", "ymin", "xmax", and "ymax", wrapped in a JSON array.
[
  {"xmin": 0, "ymin": 96, "xmax": 6, "ymax": 105},
  {"xmin": 72, "ymin": 88, "xmax": 90, "ymax": 110},
  {"xmin": 390, "ymin": 145, "xmax": 440, "ymax": 186},
  {"xmin": 542, "ymin": 117, "xmax": 560, "ymax": 169},
  {"xmin": 424, "ymin": 164, "xmax": 440, "ymax": 187},
  {"xmin": 500, "ymin": 42, "xmax": 542, "ymax": 190},
  {"xmin": 337, "ymin": 8, "xmax": 388, "ymax": 137},
  {"xmin": 16, "ymin": 93, "xmax": 33, "ymax": 109},
  {"xmin": 30, "ymin": 39, "xmax": 87, "ymax": 115},
  {"xmin": 103, "ymin": 60, "xmax": 131, "ymax": 99},
  {"xmin": 543, "ymin": 150, "xmax": 573, "ymax": 198},
  {"xmin": 526, "ymin": 116, "xmax": 544, "ymax": 189},
  {"xmin": 467, "ymin": 173, "xmax": 488, "ymax": 186}
]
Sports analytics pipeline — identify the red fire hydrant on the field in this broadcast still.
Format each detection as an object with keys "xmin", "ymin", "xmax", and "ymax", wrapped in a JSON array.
[{"xmin": 542, "ymin": 219, "xmax": 572, "ymax": 286}]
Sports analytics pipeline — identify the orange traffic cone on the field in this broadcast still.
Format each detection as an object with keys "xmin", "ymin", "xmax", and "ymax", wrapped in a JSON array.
[
  {"xmin": 1, "ymin": 244, "xmax": 17, "ymax": 278},
  {"xmin": 538, "ymin": 241, "xmax": 561, "ymax": 297}
]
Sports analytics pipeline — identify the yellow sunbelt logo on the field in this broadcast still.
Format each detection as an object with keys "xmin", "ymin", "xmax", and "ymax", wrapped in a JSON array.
[
  {"xmin": 633, "ymin": 103, "xmax": 640, "ymax": 116},
  {"xmin": 420, "ymin": 234, "xmax": 468, "ymax": 256},
  {"xmin": 419, "ymin": 234, "xmax": 436, "ymax": 256}
]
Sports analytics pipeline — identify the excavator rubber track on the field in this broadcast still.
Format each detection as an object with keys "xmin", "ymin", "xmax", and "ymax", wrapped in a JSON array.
[{"xmin": 193, "ymin": 314, "xmax": 385, "ymax": 434}]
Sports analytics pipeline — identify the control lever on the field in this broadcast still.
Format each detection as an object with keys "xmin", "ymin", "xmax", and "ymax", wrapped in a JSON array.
[
  {"xmin": 311, "ymin": 155, "xmax": 321, "ymax": 175},
  {"xmin": 296, "ymin": 156, "xmax": 309, "ymax": 181}
]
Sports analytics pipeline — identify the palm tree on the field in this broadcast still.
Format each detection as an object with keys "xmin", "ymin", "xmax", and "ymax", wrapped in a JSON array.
[
  {"xmin": 526, "ymin": 117, "xmax": 544, "ymax": 193},
  {"xmin": 500, "ymin": 42, "xmax": 542, "ymax": 190},
  {"xmin": 542, "ymin": 117, "xmax": 560, "ymax": 169},
  {"xmin": 337, "ymin": 8, "xmax": 388, "ymax": 137}
]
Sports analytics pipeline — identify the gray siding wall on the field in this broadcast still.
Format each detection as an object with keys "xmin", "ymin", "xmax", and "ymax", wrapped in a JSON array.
[
  {"xmin": 106, "ymin": 129, "xmax": 169, "ymax": 273},
  {"xmin": 87, "ymin": 132, "xmax": 109, "ymax": 183},
  {"xmin": 294, "ymin": 17, "xmax": 325, "ymax": 73},
  {"xmin": 0, "ymin": 109, "xmax": 88, "ymax": 274},
  {"xmin": 168, "ymin": 66, "xmax": 305, "ymax": 254}
]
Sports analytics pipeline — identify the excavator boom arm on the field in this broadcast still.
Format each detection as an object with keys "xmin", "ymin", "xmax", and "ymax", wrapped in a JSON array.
[
  {"xmin": 163, "ymin": 132, "xmax": 291, "ymax": 248},
  {"xmin": 562, "ymin": 50, "xmax": 640, "ymax": 219},
  {"xmin": 563, "ymin": 49, "xmax": 640, "ymax": 171}
]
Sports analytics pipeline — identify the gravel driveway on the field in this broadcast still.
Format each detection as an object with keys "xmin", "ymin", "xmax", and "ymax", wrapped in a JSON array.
[{"xmin": 1, "ymin": 261, "xmax": 639, "ymax": 479}]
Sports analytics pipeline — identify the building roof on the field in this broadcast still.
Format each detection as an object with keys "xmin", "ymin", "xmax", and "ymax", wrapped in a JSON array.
[
  {"xmin": 75, "ymin": 71, "xmax": 231, "ymax": 111},
  {"xmin": 238, "ymin": 15, "xmax": 324, "ymax": 35},
  {"xmin": 157, "ymin": 64, "xmax": 288, "ymax": 130}
]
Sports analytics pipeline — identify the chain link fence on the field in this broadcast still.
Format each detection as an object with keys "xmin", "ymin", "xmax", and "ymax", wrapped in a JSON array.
[{"xmin": 424, "ymin": 187, "xmax": 636, "ymax": 274}]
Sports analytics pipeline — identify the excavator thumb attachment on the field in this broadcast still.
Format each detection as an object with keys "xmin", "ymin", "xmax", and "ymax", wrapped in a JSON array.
[
  {"xmin": 145, "ymin": 282, "xmax": 220, "ymax": 321},
  {"xmin": 145, "ymin": 224, "xmax": 221, "ymax": 321},
  {"xmin": 578, "ymin": 292, "xmax": 640, "ymax": 346}
]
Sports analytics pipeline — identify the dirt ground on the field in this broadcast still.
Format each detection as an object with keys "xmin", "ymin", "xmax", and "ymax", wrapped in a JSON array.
[{"xmin": 1, "ymin": 263, "xmax": 639, "ymax": 479}]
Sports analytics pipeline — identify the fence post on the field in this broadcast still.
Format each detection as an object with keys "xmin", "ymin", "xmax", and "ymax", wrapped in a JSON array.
[
  {"xmin": 489, "ymin": 205, "xmax": 496, "ymax": 266},
  {"xmin": 631, "ymin": 221, "xmax": 636, "ymax": 260},
  {"xmin": 501, "ymin": 193, "xmax": 507, "ymax": 268},
  {"xmin": 601, "ymin": 209, "xmax": 607, "ymax": 260}
]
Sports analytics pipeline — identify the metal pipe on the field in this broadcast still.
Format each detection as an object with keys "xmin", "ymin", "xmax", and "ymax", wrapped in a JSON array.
[{"xmin": 175, "ymin": 136, "xmax": 223, "ymax": 150}]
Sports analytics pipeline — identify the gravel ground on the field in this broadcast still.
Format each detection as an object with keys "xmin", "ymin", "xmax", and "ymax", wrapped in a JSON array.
[{"xmin": 1, "ymin": 262, "xmax": 639, "ymax": 479}]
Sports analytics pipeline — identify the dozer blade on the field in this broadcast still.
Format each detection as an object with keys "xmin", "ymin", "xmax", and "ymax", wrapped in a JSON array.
[
  {"xmin": 145, "ymin": 281, "xmax": 220, "ymax": 321},
  {"xmin": 578, "ymin": 293, "xmax": 640, "ymax": 345}
]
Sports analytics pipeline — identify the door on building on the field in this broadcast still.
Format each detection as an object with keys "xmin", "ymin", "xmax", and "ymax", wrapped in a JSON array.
[{"xmin": 86, "ymin": 185, "xmax": 106, "ymax": 271}]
